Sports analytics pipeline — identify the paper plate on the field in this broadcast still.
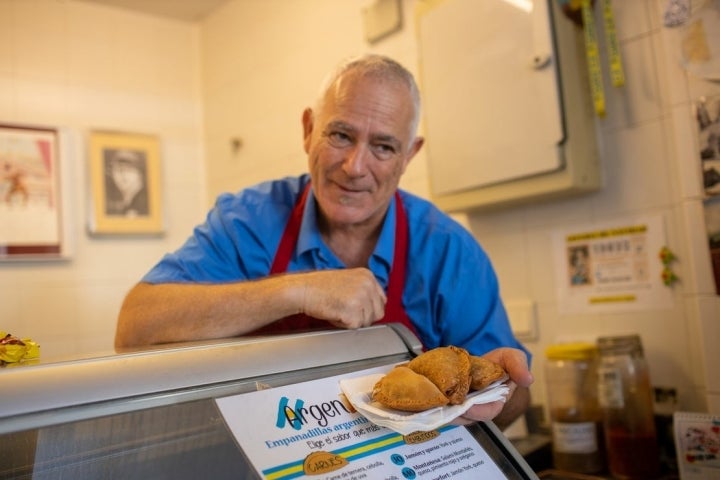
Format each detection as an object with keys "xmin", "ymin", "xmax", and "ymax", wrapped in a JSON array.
[{"xmin": 339, "ymin": 371, "xmax": 510, "ymax": 435}]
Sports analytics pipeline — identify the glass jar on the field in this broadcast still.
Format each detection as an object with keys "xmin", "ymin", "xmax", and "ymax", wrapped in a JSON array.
[
  {"xmin": 597, "ymin": 335, "xmax": 661, "ymax": 479},
  {"xmin": 545, "ymin": 342, "xmax": 605, "ymax": 474}
]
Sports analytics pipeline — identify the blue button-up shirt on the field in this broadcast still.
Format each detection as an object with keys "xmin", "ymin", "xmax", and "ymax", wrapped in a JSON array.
[{"xmin": 143, "ymin": 174, "xmax": 527, "ymax": 357}]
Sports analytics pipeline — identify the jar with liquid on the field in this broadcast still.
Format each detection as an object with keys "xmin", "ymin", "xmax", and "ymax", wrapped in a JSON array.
[
  {"xmin": 545, "ymin": 343, "xmax": 605, "ymax": 474},
  {"xmin": 597, "ymin": 335, "xmax": 661, "ymax": 479}
]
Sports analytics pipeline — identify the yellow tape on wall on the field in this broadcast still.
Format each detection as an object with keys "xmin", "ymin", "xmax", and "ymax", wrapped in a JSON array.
[
  {"xmin": 602, "ymin": 0, "xmax": 625, "ymax": 87},
  {"xmin": 581, "ymin": 0, "xmax": 605, "ymax": 117}
]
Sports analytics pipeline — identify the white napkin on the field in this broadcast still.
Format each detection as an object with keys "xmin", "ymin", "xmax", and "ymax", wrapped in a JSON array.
[{"xmin": 339, "ymin": 372, "xmax": 510, "ymax": 435}]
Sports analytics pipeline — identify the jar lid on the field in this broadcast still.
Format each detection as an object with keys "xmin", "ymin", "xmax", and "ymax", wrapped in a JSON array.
[{"xmin": 545, "ymin": 342, "xmax": 598, "ymax": 360}]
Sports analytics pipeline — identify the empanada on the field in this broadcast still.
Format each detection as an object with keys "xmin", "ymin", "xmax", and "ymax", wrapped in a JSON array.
[
  {"xmin": 469, "ymin": 355, "xmax": 506, "ymax": 391},
  {"xmin": 407, "ymin": 346, "xmax": 471, "ymax": 405},
  {"xmin": 372, "ymin": 366, "xmax": 449, "ymax": 412}
]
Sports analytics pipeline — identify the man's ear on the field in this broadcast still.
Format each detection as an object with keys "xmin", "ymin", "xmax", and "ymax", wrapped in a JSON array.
[
  {"xmin": 302, "ymin": 108, "xmax": 314, "ymax": 154},
  {"xmin": 408, "ymin": 136, "xmax": 425, "ymax": 159},
  {"xmin": 401, "ymin": 136, "xmax": 425, "ymax": 174}
]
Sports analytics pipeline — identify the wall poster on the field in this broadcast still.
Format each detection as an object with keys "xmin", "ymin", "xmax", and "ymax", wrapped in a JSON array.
[
  {"xmin": 553, "ymin": 215, "xmax": 673, "ymax": 314},
  {"xmin": 696, "ymin": 95, "xmax": 720, "ymax": 196},
  {"xmin": 703, "ymin": 195, "xmax": 720, "ymax": 294},
  {"xmin": 0, "ymin": 123, "xmax": 63, "ymax": 260},
  {"xmin": 696, "ymin": 94, "xmax": 720, "ymax": 294}
]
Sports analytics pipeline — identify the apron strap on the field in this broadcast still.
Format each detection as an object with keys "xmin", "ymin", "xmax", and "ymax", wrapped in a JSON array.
[
  {"xmin": 270, "ymin": 184, "xmax": 310, "ymax": 275},
  {"xmin": 254, "ymin": 183, "xmax": 421, "ymax": 342}
]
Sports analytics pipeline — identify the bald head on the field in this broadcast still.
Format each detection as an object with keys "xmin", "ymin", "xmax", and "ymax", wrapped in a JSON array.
[{"xmin": 315, "ymin": 54, "xmax": 422, "ymax": 143}]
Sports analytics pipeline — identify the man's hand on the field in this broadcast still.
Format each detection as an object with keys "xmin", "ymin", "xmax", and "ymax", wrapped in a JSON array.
[
  {"xmin": 300, "ymin": 268, "xmax": 387, "ymax": 329},
  {"xmin": 454, "ymin": 347, "xmax": 533, "ymax": 429}
]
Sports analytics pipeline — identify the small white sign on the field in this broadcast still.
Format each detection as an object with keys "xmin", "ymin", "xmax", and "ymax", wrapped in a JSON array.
[
  {"xmin": 674, "ymin": 411, "xmax": 720, "ymax": 480},
  {"xmin": 553, "ymin": 215, "xmax": 674, "ymax": 314}
]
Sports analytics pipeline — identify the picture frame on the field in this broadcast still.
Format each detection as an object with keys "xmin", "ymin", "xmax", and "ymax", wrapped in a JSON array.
[
  {"xmin": 0, "ymin": 123, "xmax": 65, "ymax": 260},
  {"xmin": 88, "ymin": 131, "xmax": 163, "ymax": 236},
  {"xmin": 695, "ymin": 95, "xmax": 720, "ymax": 196}
]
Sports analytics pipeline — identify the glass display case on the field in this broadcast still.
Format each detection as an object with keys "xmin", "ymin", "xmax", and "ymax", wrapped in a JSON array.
[{"xmin": 0, "ymin": 325, "xmax": 538, "ymax": 479}]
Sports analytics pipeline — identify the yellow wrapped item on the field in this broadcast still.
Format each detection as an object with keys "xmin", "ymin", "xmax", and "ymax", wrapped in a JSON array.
[{"xmin": 0, "ymin": 330, "xmax": 40, "ymax": 365}]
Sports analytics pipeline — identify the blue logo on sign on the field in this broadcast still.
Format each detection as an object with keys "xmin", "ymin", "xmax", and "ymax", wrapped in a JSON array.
[
  {"xmin": 276, "ymin": 396, "xmax": 305, "ymax": 430},
  {"xmin": 402, "ymin": 467, "xmax": 416, "ymax": 479},
  {"xmin": 391, "ymin": 454, "xmax": 405, "ymax": 465}
]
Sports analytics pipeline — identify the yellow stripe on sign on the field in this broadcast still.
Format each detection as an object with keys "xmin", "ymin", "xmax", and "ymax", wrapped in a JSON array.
[
  {"xmin": 341, "ymin": 434, "xmax": 405, "ymax": 458},
  {"xmin": 602, "ymin": 0, "xmax": 625, "ymax": 87},
  {"xmin": 265, "ymin": 464, "xmax": 304, "ymax": 480},
  {"xmin": 589, "ymin": 295, "xmax": 637, "ymax": 304},
  {"xmin": 581, "ymin": 0, "xmax": 605, "ymax": 117},
  {"xmin": 264, "ymin": 434, "xmax": 406, "ymax": 480}
]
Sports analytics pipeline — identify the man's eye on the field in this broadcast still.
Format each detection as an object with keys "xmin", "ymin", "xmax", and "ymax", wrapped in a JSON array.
[
  {"xmin": 377, "ymin": 144, "xmax": 395, "ymax": 153},
  {"xmin": 328, "ymin": 132, "xmax": 352, "ymax": 147},
  {"xmin": 372, "ymin": 144, "xmax": 396, "ymax": 159}
]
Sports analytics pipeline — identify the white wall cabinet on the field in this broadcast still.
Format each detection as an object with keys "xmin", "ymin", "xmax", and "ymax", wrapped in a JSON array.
[{"xmin": 417, "ymin": 0, "xmax": 601, "ymax": 212}]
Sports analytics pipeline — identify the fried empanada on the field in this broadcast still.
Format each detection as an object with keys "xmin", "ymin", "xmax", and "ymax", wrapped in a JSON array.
[
  {"xmin": 372, "ymin": 366, "xmax": 449, "ymax": 412},
  {"xmin": 407, "ymin": 346, "xmax": 471, "ymax": 405},
  {"xmin": 469, "ymin": 355, "xmax": 506, "ymax": 391}
]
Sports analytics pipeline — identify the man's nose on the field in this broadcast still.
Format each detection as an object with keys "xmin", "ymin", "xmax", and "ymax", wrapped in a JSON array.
[{"xmin": 342, "ymin": 144, "xmax": 370, "ymax": 177}]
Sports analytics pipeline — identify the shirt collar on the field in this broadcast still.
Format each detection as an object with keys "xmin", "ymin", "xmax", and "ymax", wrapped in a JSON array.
[{"xmin": 297, "ymin": 187, "xmax": 396, "ymax": 282}]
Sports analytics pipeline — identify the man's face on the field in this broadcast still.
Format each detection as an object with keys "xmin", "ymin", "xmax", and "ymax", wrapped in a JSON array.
[{"xmin": 302, "ymin": 72, "xmax": 423, "ymax": 230}]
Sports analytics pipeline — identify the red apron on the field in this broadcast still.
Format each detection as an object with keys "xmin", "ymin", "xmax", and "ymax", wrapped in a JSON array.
[{"xmin": 250, "ymin": 184, "xmax": 420, "ymax": 339}]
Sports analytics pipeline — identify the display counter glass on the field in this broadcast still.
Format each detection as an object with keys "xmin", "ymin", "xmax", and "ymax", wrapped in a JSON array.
[{"xmin": 0, "ymin": 325, "xmax": 538, "ymax": 480}]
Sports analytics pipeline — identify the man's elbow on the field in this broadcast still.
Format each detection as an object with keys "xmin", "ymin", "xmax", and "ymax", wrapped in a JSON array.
[
  {"xmin": 114, "ymin": 284, "xmax": 150, "ymax": 350},
  {"xmin": 114, "ymin": 306, "xmax": 141, "ymax": 350}
]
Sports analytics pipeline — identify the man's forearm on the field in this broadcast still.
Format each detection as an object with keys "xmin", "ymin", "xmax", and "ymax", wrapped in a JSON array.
[{"xmin": 114, "ymin": 277, "xmax": 303, "ymax": 349}]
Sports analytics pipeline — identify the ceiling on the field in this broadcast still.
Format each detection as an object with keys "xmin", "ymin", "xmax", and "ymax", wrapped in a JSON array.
[{"xmin": 77, "ymin": 0, "xmax": 231, "ymax": 22}]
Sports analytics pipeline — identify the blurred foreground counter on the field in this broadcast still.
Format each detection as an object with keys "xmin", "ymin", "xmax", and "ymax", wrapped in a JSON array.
[{"xmin": 0, "ymin": 325, "xmax": 541, "ymax": 480}]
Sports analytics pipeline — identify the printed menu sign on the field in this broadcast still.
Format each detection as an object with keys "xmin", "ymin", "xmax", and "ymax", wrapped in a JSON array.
[{"xmin": 215, "ymin": 365, "xmax": 509, "ymax": 480}]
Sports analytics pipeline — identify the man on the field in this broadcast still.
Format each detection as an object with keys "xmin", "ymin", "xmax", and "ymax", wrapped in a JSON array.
[{"xmin": 115, "ymin": 54, "xmax": 533, "ymax": 428}]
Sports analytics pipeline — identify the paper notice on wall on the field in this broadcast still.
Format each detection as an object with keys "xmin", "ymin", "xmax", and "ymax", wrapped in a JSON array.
[
  {"xmin": 673, "ymin": 411, "xmax": 720, "ymax": 480},
  {"xmin": 553, "ymin": 215, "xmax": 673, "ymax": 314}
]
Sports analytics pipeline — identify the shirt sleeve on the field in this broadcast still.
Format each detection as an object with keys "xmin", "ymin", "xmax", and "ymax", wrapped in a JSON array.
[
  {"xmin": 141, "ymin": 176, "xmax": 303, "ymax": 283},
  {"xmin": 402, "ymin": 195, "xmax": 530, "ymax": 362}
]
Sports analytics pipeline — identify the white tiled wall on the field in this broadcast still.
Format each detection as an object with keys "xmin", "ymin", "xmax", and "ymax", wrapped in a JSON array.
[
  {"xmin": 0, "ymin": 0, "xmax": 208, "ymax": 359},
  {"xmin": 200, "ymin": 0, "xmax": 428, "ymax": 204}
]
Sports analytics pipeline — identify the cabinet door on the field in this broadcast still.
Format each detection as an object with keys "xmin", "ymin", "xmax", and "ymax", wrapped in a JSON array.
[{"xmin": 418, "ymin": 0, "xmax": 564, "ymax": 196}]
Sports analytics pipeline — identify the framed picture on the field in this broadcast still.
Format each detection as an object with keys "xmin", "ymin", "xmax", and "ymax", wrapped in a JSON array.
[
  {"xmin": 0, "ymin": 123, "xmax": 64, "ymax": 260},
  {"xmin": 88, "ymin": 131, "xmax": 163, "ymax": 235},
  {"xmin": 695, "ymin": 95, "xmax": 720, "ymax": 196}
]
